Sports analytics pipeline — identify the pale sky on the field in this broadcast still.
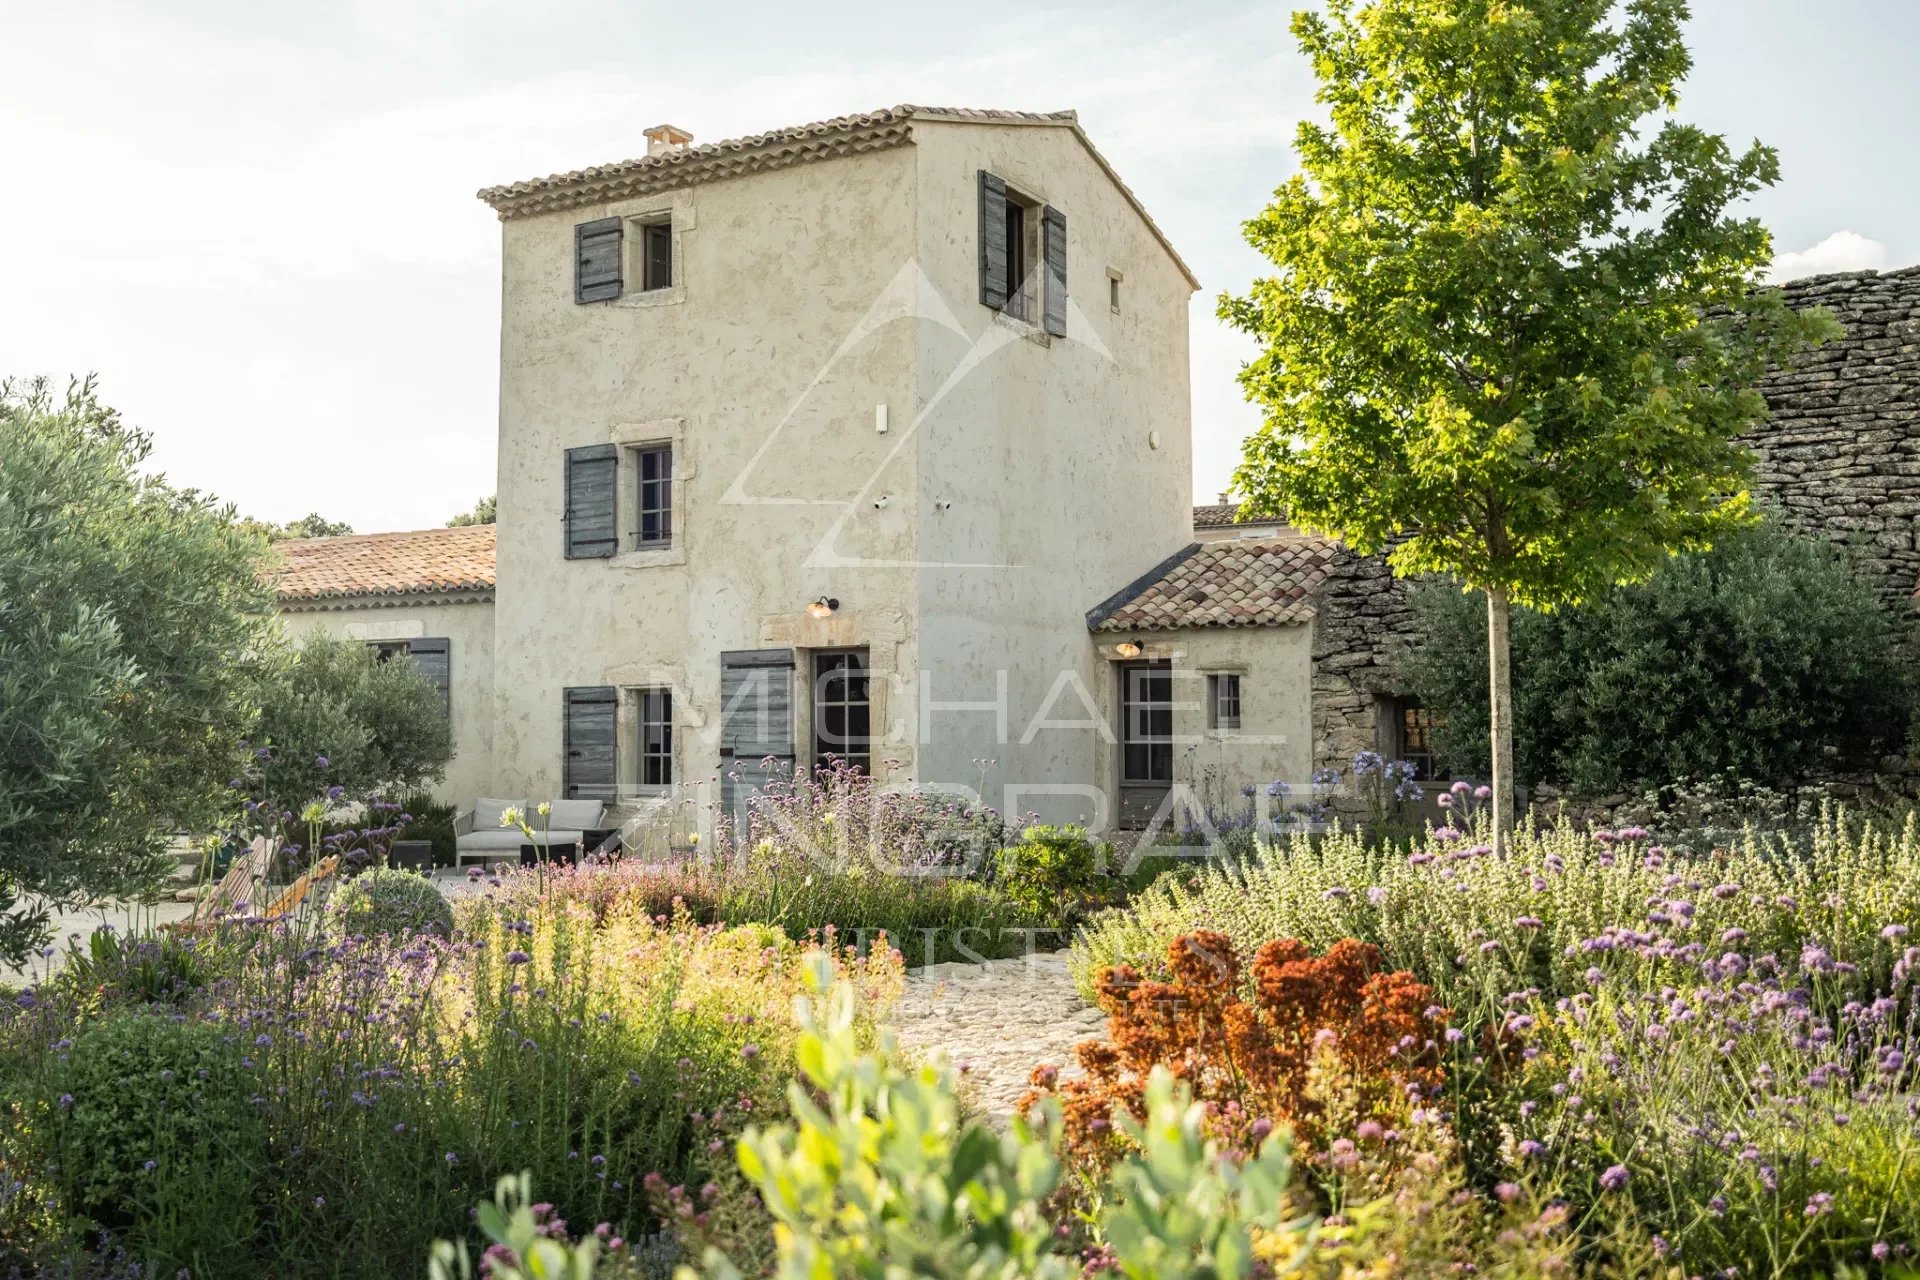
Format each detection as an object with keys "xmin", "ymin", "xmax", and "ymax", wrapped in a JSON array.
[{"xmin": 3, "ymin": 0, "xmax": 1916, "ymax": 532}]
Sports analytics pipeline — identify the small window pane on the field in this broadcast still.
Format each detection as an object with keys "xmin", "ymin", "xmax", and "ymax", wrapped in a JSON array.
[
  {"xmin": 633, "ymin": 687, "xmax": 673, "ymax": 788},
  {"xmin": 1210, "ymin": 674, "xmax": 1241, "ymax": 731},
  {"xmin": 642, "ymin": 221, "xmax": 672, "ymax": 291},
  {"xmin": 633, "ymin": 445, "xmax": 672, "ymax": 548},
  {"xmin": 1394, "ymin": 698, "xmax": 1447, "ymax": 782},
  {"xmin": 1002, "ymin": 202, "xmax": 1028, "ymax": 320}
]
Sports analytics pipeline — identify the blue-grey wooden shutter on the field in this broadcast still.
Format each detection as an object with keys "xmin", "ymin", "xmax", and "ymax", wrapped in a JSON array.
[
  {"xmin": 978, "ymin": 171, "xmax": 1008, "ymax": 311},
  {"xmin": 564, "ymin": 444, "xmax": 618, "ymax": 559},
  {"xmin": 1042, "ymin": 204, "xmax": 1068, "ymax": 337},
  {"xmin": 563, "ymin": 686, "xmax": 618, "ymax": 801},
  {"xmin": 575, "ymin": 217, "xmax": 623, "ymax": 303},
  {"xmin": 719, "ymin": 649, "xmax": 795, "ymax": 825},
  {"xmin": 408, "ymin": 637, "xmax": 452, "ymax": 719}
]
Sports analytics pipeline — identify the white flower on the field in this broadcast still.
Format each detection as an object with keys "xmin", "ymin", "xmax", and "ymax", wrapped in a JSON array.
[
  {"xmin": 537, "ymin": 802, "xmax": 551, "ymax": 818},
  {"xmin": 499, "ymin": 806, "xmax": 522, "ymax": 828}
]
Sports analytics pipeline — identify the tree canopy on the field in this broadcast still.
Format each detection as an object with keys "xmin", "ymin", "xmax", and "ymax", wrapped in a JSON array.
[
  {"xmin": 446, "ymin": 495, "xmax": 496, "ymax": 527},
  {"xmin": 237, "ymin": 512, "xmax": 355, "ymax": 542},
  {"xmin": 0, "ymin": 378, "xmax": 276, "ymax": 961},
  {"xmin": 1222, "ymin": 0, "xmax": 1837, "ymax": 840},
  {"xmin": 248, "ymin": 633, "xmax": 453, "ymax": 821}
]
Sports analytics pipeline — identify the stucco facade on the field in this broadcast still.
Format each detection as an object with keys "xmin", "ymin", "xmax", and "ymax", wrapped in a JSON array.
[
  {"xmin": 1085, "ymin": 626, "xmax": 1315, "ymax": 831},
  {"xmin": 483, "ymin": 108, "xmax": 1201, "ymax": 826}
]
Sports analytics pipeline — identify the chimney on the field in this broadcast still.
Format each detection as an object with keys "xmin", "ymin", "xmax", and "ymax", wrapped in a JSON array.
[
  {"xmin": 1217, "ymin": 490, "xmax": 1233, "ymax": 506},
  {"xmin": 645, "ymin": 123, "xmax": 694, "ymax": 158}
]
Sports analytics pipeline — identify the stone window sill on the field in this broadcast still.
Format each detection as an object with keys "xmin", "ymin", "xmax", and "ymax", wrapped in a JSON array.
[
  {"xmin": 611, "ymin": 544, "xmax": 687, "ymax": 570},
  {"xmin": 612, "ymin": 284, "xmax": 686, "ymax": 311}
]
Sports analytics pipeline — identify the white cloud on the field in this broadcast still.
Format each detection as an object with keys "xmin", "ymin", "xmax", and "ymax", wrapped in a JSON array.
[{"xmin": 1768, "ymin": 230, "xmax": 1888, "ymax": 283}]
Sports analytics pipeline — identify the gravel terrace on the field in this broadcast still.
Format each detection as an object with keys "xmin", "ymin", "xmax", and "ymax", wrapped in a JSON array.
[{"xmin": 888, "ymin": 950, "xmax": 1109, "ymax": 1123}]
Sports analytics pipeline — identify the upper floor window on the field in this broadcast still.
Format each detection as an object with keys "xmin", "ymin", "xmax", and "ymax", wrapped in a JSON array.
[
  {"xmin": 639, "ymin": 218, "xmax": 673, "ymax": 292},
  {"xmin": 564, "ymin": 435, "xmax": 682, "ymax": 561},
  {"xmin": 633, "ymin": 444, "xmax": 672, "ymax": 548},
  {"xmin": 573, "ymin": 214, "xmax": 673, "ymax": 302},
  {"xmin": 977, "ymin": 170, "xmax": 1068, "ymax": 337}
]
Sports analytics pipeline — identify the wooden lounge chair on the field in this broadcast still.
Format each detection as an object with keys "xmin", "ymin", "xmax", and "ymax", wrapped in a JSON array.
[
  {"xmin": 261, "ymin": 855, "xmax": 340, "ymax": 921},
  {"xmin": 163, "ymin": 837, "xmax": 273, "ymax": 935}
]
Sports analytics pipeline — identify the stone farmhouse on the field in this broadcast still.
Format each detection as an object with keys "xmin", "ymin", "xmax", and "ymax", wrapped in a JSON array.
[{"xmin": 270, "ymin": 103, "xmax": 1920, "ymax": 835}]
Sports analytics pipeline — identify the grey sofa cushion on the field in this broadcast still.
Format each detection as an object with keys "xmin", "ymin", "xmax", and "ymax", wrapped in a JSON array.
[
  {"xmin": 456, "ymin": 829, "xmax": 587, "ymax": 854},
  {"xmin": 544, "ymin": 799, "xmax": 605, "ymax": 830},
  {"xmin": 470, "ymin": 797, "xmax": 526, "ymax": 831}
]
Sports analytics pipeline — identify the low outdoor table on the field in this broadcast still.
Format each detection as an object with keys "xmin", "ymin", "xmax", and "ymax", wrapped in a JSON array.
[
  {"xmin": 518, "ymin": 841, "xmax": 579, "ymax": 867},
  {"xmin": 390, "ymin": 840, "xmax": 433, "ymax": 872}
]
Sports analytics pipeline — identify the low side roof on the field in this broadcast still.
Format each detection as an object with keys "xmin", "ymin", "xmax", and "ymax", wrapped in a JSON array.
[
  {"xmin": 1087, "ymin": 534, "xmax": 1338, "ymax": 632},
  {"xmin": 273, "ymin": 526, "xmax": 496, "ymax": 604}
]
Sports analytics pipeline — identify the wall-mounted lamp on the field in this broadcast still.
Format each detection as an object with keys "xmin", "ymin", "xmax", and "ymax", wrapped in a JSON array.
[
  {"xmin": 1113, "ymin": 640, "xmax": 1142, "ymax": 658},
  {"xmin": 806, "ymin": 597, "xmax": 840, "ymax": 619}
]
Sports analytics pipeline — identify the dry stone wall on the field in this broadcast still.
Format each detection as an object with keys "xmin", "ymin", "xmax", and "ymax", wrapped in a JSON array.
[{"xmin": 1741, "ymin": 267, "xmax": 1920, "ymax": 613}]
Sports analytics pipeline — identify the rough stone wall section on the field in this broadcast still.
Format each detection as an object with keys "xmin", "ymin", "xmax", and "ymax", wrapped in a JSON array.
[
  {"xmin": 1741, "ymin": 267, "xmax": 1920, "ymax": 614},
  {"xmin": 1309, "ymin": 546, "xmax": 1420, "ymax": 771},
  {"xmin": 1305, "ymin": 265, "xmax": 1920, "ymax": 773}
]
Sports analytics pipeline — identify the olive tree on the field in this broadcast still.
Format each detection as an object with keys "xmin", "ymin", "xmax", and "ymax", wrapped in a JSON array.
[{"xmin": 0, "ymin": 377, "xmax": 275, "ymax": 961}]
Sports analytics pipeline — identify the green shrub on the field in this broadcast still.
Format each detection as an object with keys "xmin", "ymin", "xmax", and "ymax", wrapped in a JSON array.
[
  {"xmin": 249, "ymin": 632, "xmax": 453, "ymax": 822},
  {"xmin": 334, "ymin": 867, "xmax": 455, "ymax": 939},
  {"xmin": 994, "ymin": 824, "xmax": 1109, "ymax": 924},
  {"xmin": 1396, "ymin": 522, "xmax": 1911, "ymax": 795},
  {"xmin": 60, "ymin": 927, "xmax": 226, "ymax": 1006},
  {"xmin": 53, "ymin": 1011, "xmax": 262, "ymax": 1269}
]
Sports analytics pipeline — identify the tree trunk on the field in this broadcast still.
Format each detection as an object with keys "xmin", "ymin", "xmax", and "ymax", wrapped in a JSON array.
[{"xmin": 1486, "ymin": 585, "xmax": 1515, "ymax": 855}]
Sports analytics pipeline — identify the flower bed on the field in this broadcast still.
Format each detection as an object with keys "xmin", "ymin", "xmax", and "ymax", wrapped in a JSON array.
[
  {"xmin": 0, "ymin": 895, "xmax": 900, "ymax": 1277},
  {"xmin": 464, "ymin": 851, "xmax": 1050, "ymax": 966},
  {"xmin": 1062, "ymin": 812, "xmax": 1920, "ymax": 1275}
]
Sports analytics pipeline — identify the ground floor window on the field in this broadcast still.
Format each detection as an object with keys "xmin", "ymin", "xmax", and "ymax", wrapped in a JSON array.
[
  {"xmin": 619, "ymin": 686, "xmax": 673, "ymax": 790},
  {"xmin": 1207, "ymin": 672, "xmax": 1242, "ymax": 731},
  {"xmin": 1386, "ymin": 696, "xmax": 1447, "ymax": 782},
  {"xmin": 812, "ymin": 649, "xmax": 871, "ymax": 774}
]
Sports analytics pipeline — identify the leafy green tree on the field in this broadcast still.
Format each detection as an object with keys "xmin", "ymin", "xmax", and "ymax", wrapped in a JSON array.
[
  {"xmin": 446, "ymin": 495, "xmax": 496, "ymax": 527},
  {"xmin": 236, "ymin": 512, "xmax": 354, "ymax": 542},
  {"xmin": 1396, "ymin": 523, "xmax": 1910, "ymax": 795},
  {"xmin": 1222, "ymin": 0, "xmax": 1838, "ymax": 849},
  {"xmin": 249, "ymin": 633, "xmax": 452, "ymax": 820},
  {"xmin": 0, "ymin": 377, "xmax": 274, "ymax": 961}
]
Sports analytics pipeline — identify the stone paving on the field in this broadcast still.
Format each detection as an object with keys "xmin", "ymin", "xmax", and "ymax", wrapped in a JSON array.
[{"xmin": 888, "ymin": 950, "xmax": 1109, "ymax": 1123}]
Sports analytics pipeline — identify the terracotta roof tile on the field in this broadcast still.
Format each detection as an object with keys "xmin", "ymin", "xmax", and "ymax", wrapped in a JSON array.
[
  {"xmin": 477, "ymin": 104, "xmax": 1197, "ymax": 289},
  {"xmin": 1192, "ymin": 503, "xmax": 1289, "ymax": 530},
  {"xmin": 273, "ymin": 527, "xmax": 496, "ymax": 604},
  {"xmin": 1087, "ymin": 534, "xmax": 1338, "ymax": 632}
]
